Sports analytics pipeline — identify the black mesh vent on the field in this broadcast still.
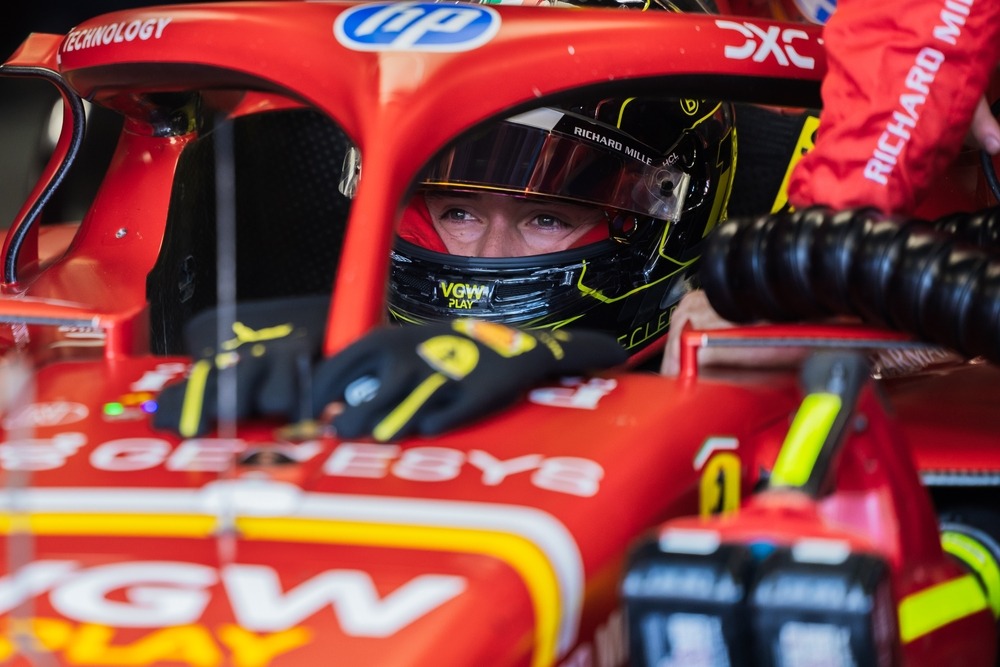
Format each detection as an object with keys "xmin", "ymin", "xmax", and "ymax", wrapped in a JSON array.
[
  {"xmin": 395, "ymin": 272, "xmax": 437, "ymax": 296},
  {"xmin": 495, "ymin": 282, "xmax": 544, "ymax": 299},
  {"xmin": 727, "ymin": 104, "xmax": 818, "ymax": 217}
]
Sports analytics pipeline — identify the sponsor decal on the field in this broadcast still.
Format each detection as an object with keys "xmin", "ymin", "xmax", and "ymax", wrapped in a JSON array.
[
  {"xmin": 864, "ymin": 0, "xmax": 972, "ymax": 187},
  {"xmin": 715, "ymin": 19, "xmax": 816, "ymax": 70},
  {"xmin": 0, "ymin": 616, "xmax": 310, "ymax": 666},
  {"xmin": 439, "ymin": 280, "xmax": 491, "ymax": 309},
  {"xmin": 794, "ymin": 0, "xmax": 837, "ymax": 24},
  {"xmin": 619, "ymin": 310, "xmax": 671, "ymax": 350},
  {"xmin": 334, "ymin": 2, "xmax": 500, "ymax": 52},
  {"xmin": 417, "ymin": 335, "xmax": 481, "ymax": 379},
  {"xmin": 0, "ymin": 432, "xmax": 86, "ymax": 471},
  {"xmin": 556, "ymin": 118, "xmax": 655, "ymax": 166},
  {"xmin": 0, "ymin": 435, "xmax": 605, "ymax": 498},
  {"xmin": 529, "ymin": 377, "xmax": 617, "ymax": 410},
  {"xmin": 51, "ymin": 326, "xmax": 105, "ymax": 349},
  {"xmin": 694, "ymin": 437, "xmax": 741, "ymax": 517},
  {"xmin": 692, "ymin": 436, "xmax": 738, "ymax": 470},
  {"xmin": 131, "ymin": 362, "xmax": 188, "ymax": 392},
  {"xmin": 558, "ymin": 608, "xmax": 627, "ymax": 667},
  {"xmin": 871, "ymin": 345, "xmax": 957, "ymax": 377},
  {"xmin": 221, "ymin": 322, "xmax": 294, "ymax": 352},
  {"xmin": 452, "ymin": 319, "xmax": 537, "ymax": 357},
  {"xmin": 0, "ymin": 482, "xmax": 586, "ymax": 665},
  {"xmin": 0, "ymin": 560, "xmax": 464, "ymax": 665},
  {"xmin": 698, "ymin": 452, "xmax": 740, "ymax": 517},
  {"xmin": 102, "ymin": 362, "xmax": 190, "ymax": 420},
  {"xmin": 1, "ymin": 561, "xmax": 463, "ymax": 635},
  {"xmin": 3, "ymin": 402, "xmax": 88, "ymax": 429},
  {"xmin": 102, "ymin": 392, "xmax": 158, "ymax": 422},
  {"xmin": 62, "ymin": 17, "xmax": 173, "ymax": 53},
  {"xmin": 324, "ymin": 443, "xmax": 603, "ymax": 497}
]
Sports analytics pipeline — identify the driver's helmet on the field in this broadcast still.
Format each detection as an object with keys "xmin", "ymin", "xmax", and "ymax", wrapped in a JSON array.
[{"xmin": 388, "ymin": 96, "xmax": 735, "ymax": 357}]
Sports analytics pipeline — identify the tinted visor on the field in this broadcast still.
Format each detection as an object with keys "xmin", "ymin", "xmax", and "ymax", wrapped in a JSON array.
[{"xmin": 421, "ymin": 108, "xmax": 691, "ymax": 221}]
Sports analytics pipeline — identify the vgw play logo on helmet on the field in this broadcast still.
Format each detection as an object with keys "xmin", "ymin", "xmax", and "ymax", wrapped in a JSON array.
[{"xmin": 334, "ymin": 2, "xmax": 501, "ymax": 52}]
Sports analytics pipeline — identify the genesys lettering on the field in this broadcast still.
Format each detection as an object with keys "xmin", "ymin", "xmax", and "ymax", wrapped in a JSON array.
[{"xmin": 1, "ymin": 436, "xmax": 604, "ymax": 497}]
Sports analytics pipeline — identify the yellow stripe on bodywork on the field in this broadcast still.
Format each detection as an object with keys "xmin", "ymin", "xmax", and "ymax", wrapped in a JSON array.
[
  {"xmin": 942, "ymin": 531, "xmax": 1000, "ymax": 618},
  {"xmin": 0, "ymin": 513, "xmax": 216, "ymax": 537},
  {"xmin": 0, "ymin": 511, "xmax": 562, "ymax": 667},
  {"xmin": 769, "ymin": 393, "xmax": 841, "ymax": 488},
  {"xmin": 898, "ymin": 574, "xmax": 989, "ymax": 643}
]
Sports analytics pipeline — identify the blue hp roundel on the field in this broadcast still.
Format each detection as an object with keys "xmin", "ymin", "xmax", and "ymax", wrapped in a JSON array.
[
  {"xmin": 793, "ymin": 0, "xmax": 836, "ymax": 23},
  {"xmin": 335, "ymin": 2, "xmax": 501, "ymax": 52}
]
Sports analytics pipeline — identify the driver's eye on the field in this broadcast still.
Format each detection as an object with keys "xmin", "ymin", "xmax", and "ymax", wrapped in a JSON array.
[
  {"xmin": 444, "ymin": 208, "xmax": 474, "ymax": 222},
  {"xmin": 531, "ymin": 215, "xmax": 573, "ymax": 231}
]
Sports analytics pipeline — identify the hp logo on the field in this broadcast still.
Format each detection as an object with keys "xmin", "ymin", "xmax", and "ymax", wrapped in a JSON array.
[{"xmin": 335, "ymin": 2, "xmax": 501, "ymax": 52}]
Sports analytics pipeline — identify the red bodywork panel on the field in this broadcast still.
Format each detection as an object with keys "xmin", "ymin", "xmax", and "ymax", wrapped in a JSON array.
[{"xmin": 0, "ymin": 2, "xmax": 996, "ymax": 665}]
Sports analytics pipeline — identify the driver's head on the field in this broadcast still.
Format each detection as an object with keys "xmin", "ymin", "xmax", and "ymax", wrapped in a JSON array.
[{"xmin": 389, "ymin": 97, "xmax": 735, "ymax": 357}]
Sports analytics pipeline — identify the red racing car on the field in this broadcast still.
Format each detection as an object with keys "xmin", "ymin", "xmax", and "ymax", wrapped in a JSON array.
[{"xmin": 0, "ymin": 2, "xmax": 998, "ymax": 666}]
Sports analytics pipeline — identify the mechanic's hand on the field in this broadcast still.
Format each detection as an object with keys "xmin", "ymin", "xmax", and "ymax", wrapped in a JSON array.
[
  {"xmin": 969, "ymin": 95, "xmax": 1000, "ymax": 155},
  {"xmin": 313, "ymin": 319, "xmax": 627, "ymax": 442},
  {"xmin": 153, "ymin": 296, "xmax": 328, "ymax": 437},
  {"xmin": 660, "ymin": 290, "xmax": 809, "ymax": 376}
]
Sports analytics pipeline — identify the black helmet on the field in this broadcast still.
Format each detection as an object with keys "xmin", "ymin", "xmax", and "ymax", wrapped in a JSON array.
[{"xmin": 388, "ymin": 96, "xmax": 735, "ymax": 357}]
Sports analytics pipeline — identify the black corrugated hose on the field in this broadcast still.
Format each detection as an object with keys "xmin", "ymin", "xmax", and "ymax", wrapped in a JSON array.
[{"xmin": 699, "ymin": 205, "xmax": 1000, "ymax": 363}]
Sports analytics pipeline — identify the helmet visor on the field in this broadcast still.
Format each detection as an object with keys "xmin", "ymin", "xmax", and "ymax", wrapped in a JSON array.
[{"xmin": 420, "ymin": 108, "xmax": 691, "ymax": 221}]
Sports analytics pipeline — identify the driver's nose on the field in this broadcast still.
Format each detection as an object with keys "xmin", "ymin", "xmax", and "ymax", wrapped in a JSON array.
[{"xmin": 475, "ymin": 221, "xmax": 523, "ymax": 258}]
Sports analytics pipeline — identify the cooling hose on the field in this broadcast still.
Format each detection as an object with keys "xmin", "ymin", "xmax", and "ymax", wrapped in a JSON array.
[{"xmin": 700, "ymin": 206, "xmax": 1000, "ymax": 363}]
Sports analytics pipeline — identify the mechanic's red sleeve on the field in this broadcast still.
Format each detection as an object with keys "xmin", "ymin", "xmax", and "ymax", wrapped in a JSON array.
[{"xmin": 788, "ymin": 0, "xmax": 1000, "ymax": 215}]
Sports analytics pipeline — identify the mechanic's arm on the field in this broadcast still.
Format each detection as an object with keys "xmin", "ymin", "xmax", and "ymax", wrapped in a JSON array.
[
  {"xmin": 659, "ymin": 290, "xmax": 808, "ymax": 376},
  {"xmin": 788, "ymin": 0, "xmax": 1000, "ymax": 216}
]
